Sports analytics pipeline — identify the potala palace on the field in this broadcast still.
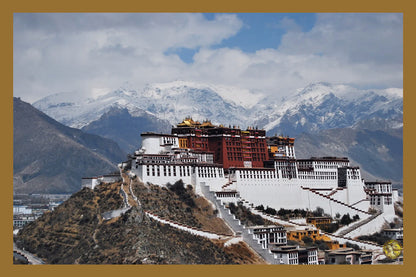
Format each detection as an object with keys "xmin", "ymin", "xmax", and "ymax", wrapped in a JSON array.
[{"xmin": 84, "ymin": 118, "xmax": 400, "ymax": 239}]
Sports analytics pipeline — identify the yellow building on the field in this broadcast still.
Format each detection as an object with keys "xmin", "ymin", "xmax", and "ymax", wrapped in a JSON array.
[
  {"xmin": 287, "ymin": 227, "xmax": 323, "ymax": 241},
  {"xmin": 287, "ymin": 226, "xmax": 346, "ymax": 250},
  {"xmin": 306, "ymin": 216, "xmax": 332, "ymax": 227}
]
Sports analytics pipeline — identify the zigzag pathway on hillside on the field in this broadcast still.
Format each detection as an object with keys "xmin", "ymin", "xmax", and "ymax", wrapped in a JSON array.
[
  {"xmin": 238, "ymin": 197, "xmax": 382, "ymax": 251},
  {"xmin": 299, "ymin": 186, "xmax": 387, "ymax": 245},
  {"xmin": 101, "ymin": 182, "xmax": 131, "ymax": 220}
]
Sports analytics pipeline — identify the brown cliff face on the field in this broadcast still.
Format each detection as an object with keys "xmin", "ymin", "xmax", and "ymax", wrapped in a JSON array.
[{"xmin": 15, "ymin": 180, "xmax": 261, "ymax": 264}]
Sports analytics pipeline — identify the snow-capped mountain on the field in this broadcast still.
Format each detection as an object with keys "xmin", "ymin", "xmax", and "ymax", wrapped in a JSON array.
[
  {"xmin": 30, "ymin": 81, "xmax": 403, "ymax": 182},
  {"xmin": 33, "ymin": 81, "xmax": 402, "ymax": 136},
  {"xmin": 33, "ymin": 81, "xmax": 263, "ymax": 129},
  {"xmin": 254, "ymin": 82, "xmax": 403, "ymax": 136}
]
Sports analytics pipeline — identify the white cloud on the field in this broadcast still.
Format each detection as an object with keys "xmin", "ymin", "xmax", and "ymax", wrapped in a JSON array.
[
  {"xmin": 13, "ymin": 13, "xmax": 402, "ymax": 103},
  {"xmin": 187, "ymin": 13, "xmax": 403, "ymax": 97},
  {"xmin": 13, "ymin": 13, "xmax": 244, "ymax": 102}
]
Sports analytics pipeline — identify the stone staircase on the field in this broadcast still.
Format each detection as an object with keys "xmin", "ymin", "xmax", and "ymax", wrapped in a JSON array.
[
  {"xmin": 336, "ymin": 211, "xmax": 383, "ymax": 237},
  {"xmin": 327, "ymin": 187, "xmax": 347, "ymax": 197},
  {"xmin": 201, "ymin": 184, "xmax": 278, "ymax": 264},
  {"xmin": 221, "ymin": 180, "xmax": 236, "ymax": 190},
  {"xmin": 301, "ymin": 186, "xmax": 370, "ymax": 215}
]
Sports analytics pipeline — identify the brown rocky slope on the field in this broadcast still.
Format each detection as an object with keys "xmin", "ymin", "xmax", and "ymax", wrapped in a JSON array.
[{"xmin": 15, "ymin": 180, "xmax": 263, "ymax": 264}]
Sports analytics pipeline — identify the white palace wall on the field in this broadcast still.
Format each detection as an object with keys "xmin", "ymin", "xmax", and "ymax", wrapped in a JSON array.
[
  {"xmin": 131, "ymin": 159, "xmax": 380, "ymax": 221},
  {"xmin": 305, "ymin": 189, "xmax": 369, "ymax": 218},
  {"xmin": 133, "ymin": 163, "xmax": 228, "ymax": 195},
  {"xmin": 236, "ymin": 179, "xmax": 306, "ymax": 210},
  {"xmin": 346, "ymin": 179, "xmax": 368, "ymax": 205},
  {"xmin": 227, "ymin": 175, "xmax": 370, "ymax": 218},
  {"xmin": 133, "ymin": 164, "xmax": 193, "ymax": 187},
  {"xmin": 296, "ymin": 177, "xmax": 338, "ymax": 190},
  {"xmin": 193, "ymin": 166, "xmax": 228, "ymax": 195},
  {"xmin": 352, "ymin": 199, "xmax": 371, "ymax": 212}
]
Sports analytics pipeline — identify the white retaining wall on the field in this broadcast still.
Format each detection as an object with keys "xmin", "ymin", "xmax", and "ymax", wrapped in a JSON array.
[
  {"xmin": 145, "ymin": 212, "xmax": 222, "ymax": 240},
  {"xmin": 324, "ymin": 233, "xmax": 382, "ymax": 251},
  {"xmin": 345, "ymin": 214, "xmax": 393, "ymax": 238},
  {"xmin": 233, "ymin": 180, "xmax": 370, "ymax": 218}
]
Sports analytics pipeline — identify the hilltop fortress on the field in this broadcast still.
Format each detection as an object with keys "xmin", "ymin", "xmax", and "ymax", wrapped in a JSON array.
[
  {"xmin": 84, "ymin": 118, "xmax": 398, "ymax": 236},
  {"xmin": 121, "ymin": 118, "xmax": 398, "ymax": 222}
]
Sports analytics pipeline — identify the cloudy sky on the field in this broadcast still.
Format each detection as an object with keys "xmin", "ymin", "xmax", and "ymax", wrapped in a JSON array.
[{"xmin": 13, "ymin": 13, "xmax": 403, "ymax": 103}]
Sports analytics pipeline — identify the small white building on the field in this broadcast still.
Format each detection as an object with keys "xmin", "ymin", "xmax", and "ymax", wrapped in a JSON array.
[
  {"xmin": 247, "ymin": 225, "xmax": 287, "ymax": 249},
  {"xmin": 325, "ymin": 248, "xmax": 373, "ymax": 264},
  {"xmin": 141, "ymin": 132, "xmax": 179, "ymax": 154},
  {"xmin": 365, "ymin": 181, "xmax": 395, "ymax": 215},
  {"xmin": 81, "ymin": 177, "xmax": 100, "ymax": 189},
  {"xmin": 13, "ymin": 205, "xmax": 32, "ymax": 215},
  {"xmin": 271, "ymin": 245, "xmax": 318, "ymax": 265},
  {"xmin": 271, "ymin": 245, "xmax": 299, "ymax": 265},
  {"xmin": 100, "ymin": 174, "xmax": 122, "ymax": 183},
  {"xmin": 382, "ymin": 228, "xmax": 403, "ymax": 241},
  {"xmin": 13, "ymin": 214, "xmax": 37, "ymax": 228}
]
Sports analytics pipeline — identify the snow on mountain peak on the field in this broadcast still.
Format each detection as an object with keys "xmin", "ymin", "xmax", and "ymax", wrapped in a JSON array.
[
  {"xmin": 258, "ymin": 81, "xmax": 402, "ymax": 133},
  {"xmin": 144, "ymin": 80, "xmax": 263, "ymax": 109},
  {"xmin": 32, "ymin": 80, "xmax": 402, "ymax": 136},
  {"xmin": 374, "ymin": 87, "xmax": 403, "ymax": 99}
]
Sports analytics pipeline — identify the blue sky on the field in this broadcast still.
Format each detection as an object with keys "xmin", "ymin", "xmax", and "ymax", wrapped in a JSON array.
[
  {"xmin": 13, "ymin": 13, "xmax": 402, "ymax": 102},
  {"xmin": 166, "ymin": 13, "xmax": 317, "ymax": 63},
  {"xmin": 206, "ymin": 13, "xmax": 317, "ymax": 51}
]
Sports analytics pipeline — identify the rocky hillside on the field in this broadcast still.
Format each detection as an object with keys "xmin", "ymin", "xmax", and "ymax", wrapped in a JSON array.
[
  {"xmin": 131, "ymin": 179, "xmax": 233, "ymax": 235},
  {"xmin": 13, "ymin": 97, "xmax": 126, "ymax": 194},
  {"xmin": 15, "ymin": 180, "xmax": 263, "ymax": 264}
]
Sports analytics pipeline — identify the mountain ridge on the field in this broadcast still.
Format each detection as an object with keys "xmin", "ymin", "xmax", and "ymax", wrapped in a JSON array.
[
  {"xmin": 13, "ymin": 97, "xmax": 126, "ymax": 194},
  {"xmin": 33, "ymin": 81, "xmax": 402, "ymax": 135},
  {"xmin": 81, "ymin": 106, "xmax": 172, "ymax": 153}
]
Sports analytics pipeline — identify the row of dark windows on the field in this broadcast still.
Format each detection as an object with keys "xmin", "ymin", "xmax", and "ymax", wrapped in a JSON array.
[
  {"xmin": 145, "ymin": 165, "xmax": 191, "ymax": 177},
  {"xmin": 239, "ymin": 170, "xmax": 277, "ymax": 179},
  {"xmin": 197, "ymin": 167, "xmax": 223, "ymax": 178}
]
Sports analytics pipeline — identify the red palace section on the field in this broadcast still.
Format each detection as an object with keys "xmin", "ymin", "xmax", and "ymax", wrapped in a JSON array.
[{"xmin": 171, "ymin": 118, "xmax": 268, "ymax": 169}]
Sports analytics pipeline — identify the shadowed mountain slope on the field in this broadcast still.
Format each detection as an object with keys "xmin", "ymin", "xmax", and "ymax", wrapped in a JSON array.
[{"xmin": 13, "ymin": 97, "xmax": 126, "ymax": 194}]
